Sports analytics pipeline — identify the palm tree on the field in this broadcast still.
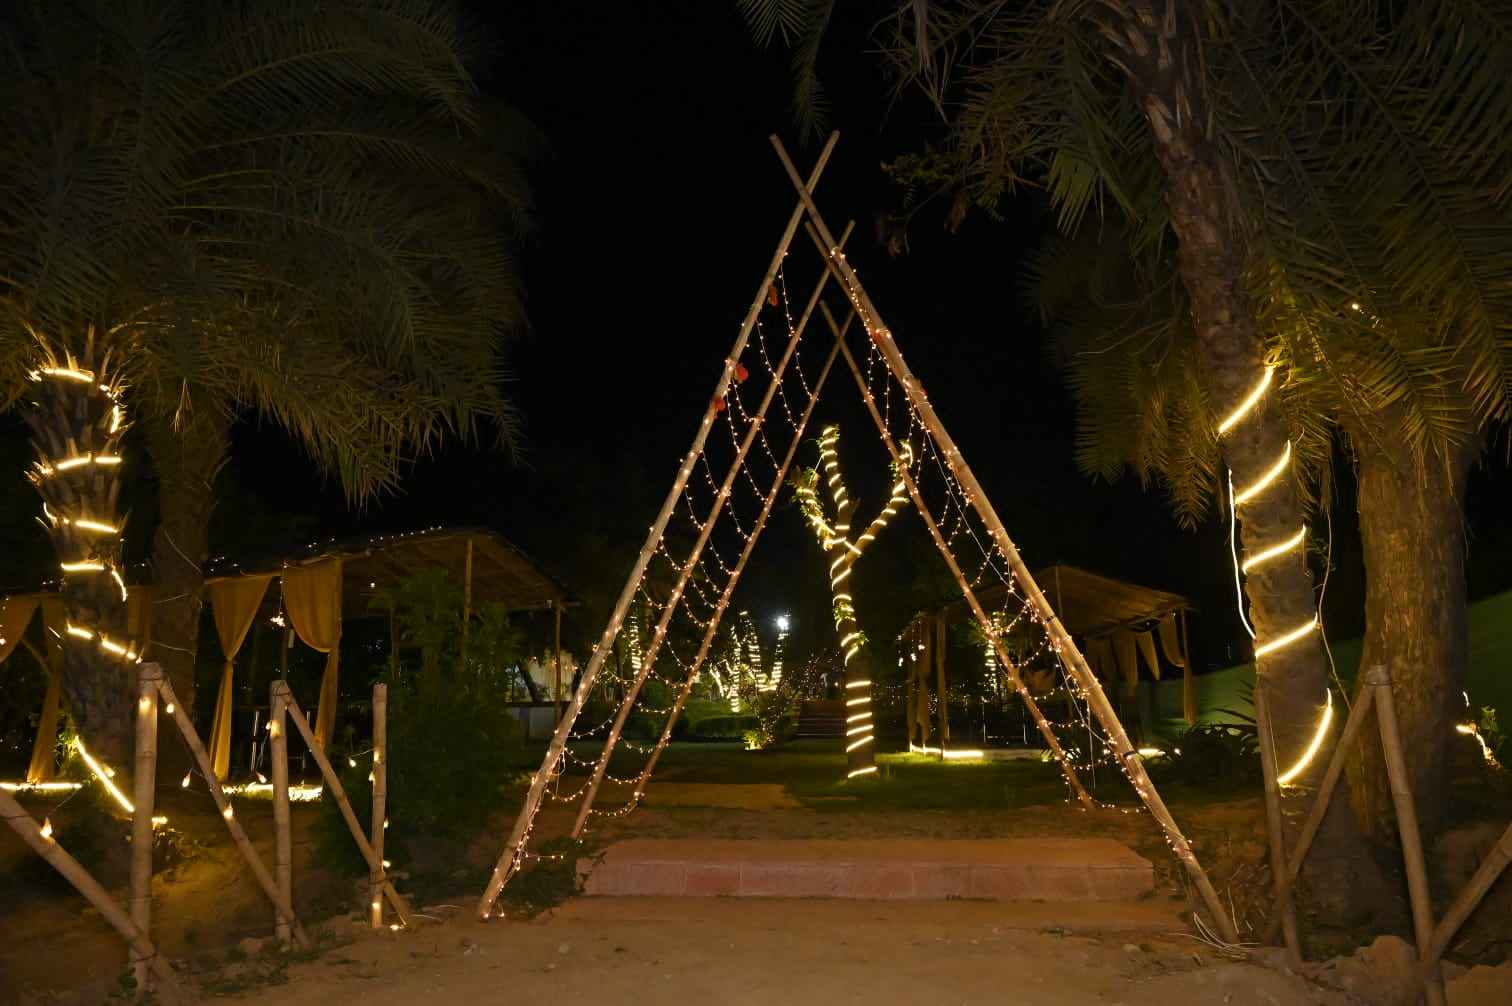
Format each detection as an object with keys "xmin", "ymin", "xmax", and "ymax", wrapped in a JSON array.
[{"xmin": 0, "ymin": 1, "xmax": 530, "ymax": 765}]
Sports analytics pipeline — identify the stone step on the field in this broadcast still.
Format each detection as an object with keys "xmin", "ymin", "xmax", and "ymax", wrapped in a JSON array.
[{"xmin": 580, "ymin": 839, "xmax": 1153, "ymax": 902}]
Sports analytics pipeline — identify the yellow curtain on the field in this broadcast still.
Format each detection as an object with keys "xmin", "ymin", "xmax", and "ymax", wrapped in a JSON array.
[
  {"xmin": 1111, "ymin": 629, "xmax": 1140, "ymax": 699},
  {"xmin": 1158, "ymin": 612, "xmax": 1196, "ymax": 725},
  {"xmin": 1086, "ymin": 637, "xmax": 1116, "ymax": 686},
  {"xmin": 206, "ymin": 575, "xmax": 272, "ymax": 780},
  {"xmin": 283, "ymin": 560, "xmax": 343, "ymax": 748},
  {"xmin": 28, "ymin": 598, "xmax": 66, "ymax": 783},
  {"xmin": 1135, "ymin": 630, "xmax": 1161, "ymax": 680},
  {"xmin": 0, "ymin": 595, "xmax": 39, "ymax": 665}
]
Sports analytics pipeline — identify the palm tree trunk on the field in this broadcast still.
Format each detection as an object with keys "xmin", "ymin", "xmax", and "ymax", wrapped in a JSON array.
[
  {"xmin": 1346, "ymin": 414, "xmax": 1474, "ymax": 840},
  {"xmin": 145, "ymin": 412, "xmax": 231, "ymax": 711},
  {"xmin": 829, "ymin": 547, "xmax": 876, "ymax": 776},
  {"xmin": 22, "ymin": 334, "xmax": 135, "ymax": 766},
  {"xmin": 1111, "ymin": 0, "xmax": 1371, "ymax": 909}
]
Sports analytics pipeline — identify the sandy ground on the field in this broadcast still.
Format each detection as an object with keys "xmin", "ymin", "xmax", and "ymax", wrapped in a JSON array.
[{"xmin": 232, "ymin": 897, "xmax": 1357, "ymax": 1006}]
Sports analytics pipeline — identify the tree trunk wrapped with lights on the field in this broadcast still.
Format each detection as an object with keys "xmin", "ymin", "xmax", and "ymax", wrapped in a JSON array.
[
  {"xmin": 795, "ymin": 424, "xmax": 913, "ymax": 777},
  {"xmin": 23, "ymin": 339, "xmax": 138, "ymax": 765}
]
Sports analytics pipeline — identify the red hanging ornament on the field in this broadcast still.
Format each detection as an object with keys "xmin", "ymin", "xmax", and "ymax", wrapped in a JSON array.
[
  {"xmin": 766, "ymin": 285, "xmax": 779, "ymax": 308},
  {"xmin": 734, "ymin": 363, "xmax": 749, "ymax": 383},
  {"xmin": 711, "ymin": 396, "xmax": 727, "ymax": 414}
]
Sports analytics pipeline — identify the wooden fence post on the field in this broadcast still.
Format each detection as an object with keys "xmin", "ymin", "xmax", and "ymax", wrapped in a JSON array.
[
  {"xmin": 270, "ymin": 681, "xmax": 292, "ymax": 944},
  {"xmin": 1368, "ymin": 667, "xmax": 1446, "ymax": 1006},
  {"xmin": 370, "ymin": 683, "xmax": 388, "ymax": 930},
  {"xmin": 1254, "ymin": 682, "xmax": 1302, "ymax": 966},
  {"xmin": 130, "ymin": 664, "xmax": 162, "ymax": 992}
]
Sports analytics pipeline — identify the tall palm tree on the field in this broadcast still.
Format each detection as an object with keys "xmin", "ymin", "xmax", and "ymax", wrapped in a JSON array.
[{"xmin": 0, "ymin": 1, "xmax": 530, "ymax": 765}]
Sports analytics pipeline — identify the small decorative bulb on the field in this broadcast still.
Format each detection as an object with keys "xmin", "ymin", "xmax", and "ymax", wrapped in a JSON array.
[
  {"xmin": 222, "ymin": 805, "xmax": 234, "ymax": 820},
  {"xmin": 40, "ymin": 818, "xmax": 53, "ymax": 840},
  {"xmin": 181, "ymin": 772, "xmax": 192, "ymax": 788},
  {"xmin": 348, "ymin": 757, "xmax": 357, "ymax": 768},
  {"xmin": 164, "ymin": 703, "xmax": 174, "ymax": 714}
]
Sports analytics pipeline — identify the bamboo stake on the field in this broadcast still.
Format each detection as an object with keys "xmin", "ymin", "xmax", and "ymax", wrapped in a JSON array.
[
  {"xmin": 628, "ymin": 329, "xmax": 847, "ymax": 799},
  {"xmin": 1254, "ymin": 682, "xmax": 1302, "ymax": 966},
  {"xmin": 281, "ymin": 691, "xmax": 411, "ymax": 929},
  {"xmin": 270, "ymin": 682, "xmax": 292, "ymax": 945},
  {"xmin": 825, "ymin": 302, "xmax": 1096, "ymax": 808},
  {"xmin": 1368, "ymin": 667, "xmax": 1446, "ymax": 1006},
  {"xmin": 0, "ymin": 788, "xmax": 182, "ymax": 998},
  {"xmin": 1264, "ymin": 684, "xmax": 1376, "ymax": 944},
  {"xmin": 566, "ymin": 209, "xmax": 851, "ymax": 836},
  {"xmin": 576, "ymin": 224, "xmax": 855, "ymax": 826},
  {"xmin": 1414, "ymin": 820, "xmax": 1512, "ymax": 991},
  {"xmin": 934, "ymin": 612, "xmax": 949, "ymax": 757},
  {"xmin": 158, "ymin": 677, "xmax": 309, "ymax": 948},
  {"xmin": 370, "ymin": 683, "xmax": 387, "ymax": 930},
  {"xmin": 130, "ymin": 664, "xmax": 161, "ymax": 992},
  {"xmin": 476, "ymin": 131, "xmax": 840, "ymax": 917},
  {"xmin": 784, "ymin": 159, "xmax": 1234, "ymax": 934}
]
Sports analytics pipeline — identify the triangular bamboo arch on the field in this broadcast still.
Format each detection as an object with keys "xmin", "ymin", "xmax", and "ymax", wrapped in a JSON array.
[{"xmin": 477, "ymin": 134, "xmax": 1238, "ymax": 942}]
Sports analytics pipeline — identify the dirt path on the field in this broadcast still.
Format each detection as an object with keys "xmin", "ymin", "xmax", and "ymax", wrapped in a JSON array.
[{"xmin": 242, "ymin": 898, "xmax": 1348, "ymax": 1006}]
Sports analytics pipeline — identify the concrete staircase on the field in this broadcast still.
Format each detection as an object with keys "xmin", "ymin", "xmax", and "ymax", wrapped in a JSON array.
[
  {"xmin": 580, "ymin": 839, "xmax": 1154, "ymax": 902},
  {"xmin": 794, "ymin": 699, "xmax": 845, "ymax": 738}
]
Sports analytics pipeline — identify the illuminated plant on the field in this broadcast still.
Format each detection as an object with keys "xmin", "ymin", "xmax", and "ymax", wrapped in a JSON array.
[{"xmin": 793, "ymin": 424, "xmax": 914, "ymax": 777}]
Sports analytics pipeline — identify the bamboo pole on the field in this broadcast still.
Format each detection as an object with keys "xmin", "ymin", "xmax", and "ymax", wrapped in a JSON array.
[
  {"xmin": 565, "ymin": 209, "xmax": 851, "ymax": 839},
  {"xmin": 0, "ymin": 788, "xmax": 182, "ymax": 998},
  {"xmin": 824, "ymin": 302, "xmax": 1096, "ymax": 808},
  {"xmin": 784, "ymin": 149, "xmax": 1233, "ymax": 936},
  {"xmin": 1254, "ymin": 683, "xmax": 1302, "ymax": 965},
  {"xmin": 628, "ymin": 329, "xmax": 848, "ymax": 799},
  {"xmin": 1414, "ymin": 820, "xmax": 1512, "ymax": 990},
  {"xmin": 1264, "ymin": 683, "xmax": 1376, "ymax": 944},
  {"xmin": 158, "ymin": 677, "xmax": 310, "ymax": 948},
  {"xmin": 270, "ymin": 681, "xmax": 292, "ymax": 945},
  {"xmin": 476, "ymin": 131, "xmax": 840, "ymax": 917},
  {"xmin": 281, "ymin": 691, "xmax": 411, "ymax": 928},
  {"xmin": 934, "ymin": 612, "xmax": 949, "ymax": 757},
  {"xmin": 575, "ymin": 224, "xmax": 855, "ymax": 826},
  {"xmin": 1368, "ymin": 667, "xmax": 1446, "ymax": 1006},
  {"xmin": 130, "ymin": 664, "xmax": 162, "ymax": 992},
  {"xmin": 370, "ymin": 683, "xmax": 387, "ymax": 930}
]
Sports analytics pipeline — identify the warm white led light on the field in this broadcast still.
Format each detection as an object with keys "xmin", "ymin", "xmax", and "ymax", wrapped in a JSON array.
[
  {"xmin": 1241, "ymin": 527, "xmax": 1307, "ymax": 573},
  {"xmin": 1254, "ymin": 615, "xmax": 1318, "ymax": 658},
  {"xmin": 846, "ymin": 765, "xmax": 878, "ymax": 779},
  {"xmin": 60, "ymin": 560, "xmax": 104, "ymax": 573},
  {"xmin": 39, "ymin": 367, "xmax": 95, "ymax": 383},
  {"xmin": 844, "ymin": 735, "xmax": 874, "ymax": 753},
  {"xmin": 844, "ymin": 679, "xmax": 871, "ymax": 689},
  {"xmin": 72, "ymin": 738, "xmax": 134, "ymax": 813},
  {"xmin": 1234, "ymin": 442, "xmax": 1292, "ymax": 505},
  {"xmin": 65, "ymin": 624, "xmax": 93, "ymax": 640},
  {"xmin": 1217, "ymin": 368, "xmax": 1273, "ymax": 435},
  {"xmin": 1276, "ymin": 690, "xmax": 1334, "ymax": 786}
]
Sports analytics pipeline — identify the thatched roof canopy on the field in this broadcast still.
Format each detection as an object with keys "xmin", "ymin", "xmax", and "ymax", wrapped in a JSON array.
[{"xmin": 929, "ymin": 563, "xmax": 1190, "ymax": 640}]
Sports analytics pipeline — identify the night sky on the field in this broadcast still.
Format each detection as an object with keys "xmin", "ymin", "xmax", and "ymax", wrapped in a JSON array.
[{"xmin": 3, "ymin": 2, "xmax": 1511, "ymax": 672}]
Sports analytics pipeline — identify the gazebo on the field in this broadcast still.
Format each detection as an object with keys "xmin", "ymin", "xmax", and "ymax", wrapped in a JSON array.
[
  {"xmin": 901, "ymin": 563, "xmax": 1196, "ymax": 751},
  {"xmin": 2, "ymin": 526, "xmax": 572, "ymax": 784}
]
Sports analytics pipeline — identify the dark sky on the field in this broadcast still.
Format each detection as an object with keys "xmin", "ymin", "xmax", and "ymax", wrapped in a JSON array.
[{"xmin": 4, "ymin": 2, "xmax": 1511, "ymax": 672}]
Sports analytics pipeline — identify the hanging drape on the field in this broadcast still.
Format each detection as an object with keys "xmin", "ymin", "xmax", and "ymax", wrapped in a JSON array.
[
  {"xmin": 283, "ymin": 560, "xmax": 343, "ymax": 748},
  {"xmin": 1111, "ymin": 629, "xmax": 1140, "ymax": 699},
  {"xmin": 0, "ymin": 595, "xmax": 39, "ymax": 665},
  {"xmin": 1135, "ymin": 630, "xmax": 1161, "ymax": 680},
  {"xmin": 1086, "ymin": 637, "xmax": 1116, "ymax": 687},
  {"xmin": 206, "ymin": 575, "xmax": 272, "ymax": 780},
  {"xmin": 28, "ymin": 598, "xmax": 66, "ymax": 783},
  {"xmin": 1158, "ymin": 612, "xmax": 1195, "ymax": 725}
]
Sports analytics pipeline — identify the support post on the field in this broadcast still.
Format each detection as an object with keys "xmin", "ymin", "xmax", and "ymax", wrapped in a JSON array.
[
  {"xmin": 370, "ymin": 683, "xmax": 388, "ymax": 929},
  {"xmin": 158, "ymin": 677, "xmax": 308, "ymax": 947},
  {"xmin": 270, "ymin": 681, "xmax": 292, "ymax": 944},
  {"xmin": 476, "ymin": 132, "xmax": 839, "ymax": 918},
  {"xmin": 0, "ymin": 789, "xmax": 182, "ymax": 997},
  {"xmin": 934, "ymin": 612, "xmax": 949, "ymax": 757},
  {"xmin": 281, "ymin": 691, "xmax": 411, "ymax": 927},
  {"xmin": 823, "ymin": 302, "xmax": 1093, "ymax": 807},
  {"xmin": 1254, "ymin": 683, "xmax": 1302, "ymax": 965},
  {"xmin": 130, "ymin": 664, "xmax": 162, "ymax": 992},
  {"xmin": 1415, "ymin": 821, "xmax": 1512, "ymax": 992},
  {"xmin": 783, "ymin": 162, "xmax": 1232, "ymax": 936},
  {"xmin": 1368, "ymin": 667, "xmax": 1446, "ymax": 1006}
]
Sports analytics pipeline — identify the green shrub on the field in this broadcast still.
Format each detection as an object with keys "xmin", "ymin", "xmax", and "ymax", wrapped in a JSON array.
[
  {"xmin": 686, "ymin": 714, "xmax": 758, "ymax": 740},
  {"xmin": 314, "ymin": 681, "xmax": 522, "ymax": 878},
  {"xmin": 1149, "ymin": 722, "xmax": 1262, "ymax": 792}
]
